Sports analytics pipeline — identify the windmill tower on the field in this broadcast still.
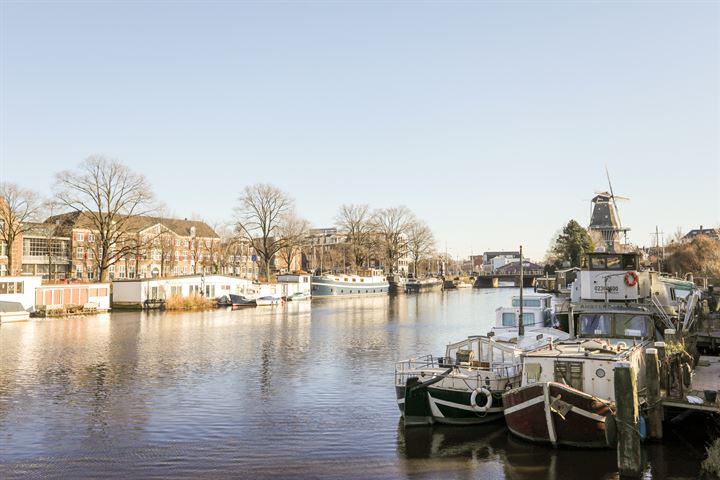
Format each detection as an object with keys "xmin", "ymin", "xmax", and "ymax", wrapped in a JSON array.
[{"xmin": 588, "ymin": 169, "xmax": 630, "ymax": 252}]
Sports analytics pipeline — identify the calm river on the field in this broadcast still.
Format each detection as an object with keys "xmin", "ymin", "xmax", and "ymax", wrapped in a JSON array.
[{"xmin": 0, "ymin": 289, "xmax": 710, "ymax": 479}]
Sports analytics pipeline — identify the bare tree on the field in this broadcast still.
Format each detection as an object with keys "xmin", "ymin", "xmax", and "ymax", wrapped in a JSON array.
[
  {"xmin": 372, "ymin": 206, "xmax": 415, "ymax": 274},
  {"xmin": 235, "ymin": 183, "xmax": 292, "ymax": 281},
  {"xmin": 335, "ymin": 204, "xmax": 374, "ymax": 271},
  {"xmin": 277, "ymin": 211, "xmax": 310, "ymax": 273},
  {"xmin": 407, "ymin": 220, "xmax": 435, "ymax": 277},
  {"xmin": 0, "ymin": 183, "xmax": 42, "ymax": 275},
  {"xmin": 54, "ymin": 156, "xmax": 155, "ymax": 282}
]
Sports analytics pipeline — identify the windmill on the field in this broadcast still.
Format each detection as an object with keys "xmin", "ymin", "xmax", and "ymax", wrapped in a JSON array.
[{"xmin": 588, "ymin": 168, "xmax": 630, "ymax": 252}]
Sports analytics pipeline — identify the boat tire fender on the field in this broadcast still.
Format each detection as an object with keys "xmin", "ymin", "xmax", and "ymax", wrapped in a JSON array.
[{"xmin": 470, "ymin": 387, "xmax": 493, "ymax": 412}]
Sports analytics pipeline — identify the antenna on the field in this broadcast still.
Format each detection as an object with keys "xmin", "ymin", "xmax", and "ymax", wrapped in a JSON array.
[{"xmin": 605, "ymin": 166, "xmax": 623, "ymax": 229}]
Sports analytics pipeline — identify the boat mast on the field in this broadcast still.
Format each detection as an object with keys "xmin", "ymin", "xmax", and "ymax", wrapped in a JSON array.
[{"xmin": 518, "ymin": 245, "xmax": 524, "ymax": 337}]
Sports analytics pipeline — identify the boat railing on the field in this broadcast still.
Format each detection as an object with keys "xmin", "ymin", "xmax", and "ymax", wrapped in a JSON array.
[{"xmin": 394, "ymin": 355, "xmax": 438, "ymax": 384}]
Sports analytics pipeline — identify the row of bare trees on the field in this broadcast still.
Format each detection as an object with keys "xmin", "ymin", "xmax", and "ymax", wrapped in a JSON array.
[
  {"xmin": 2, "ymin": 155, "xmax": 437, "ymax": 282},
  {"xmin": 334, "ymin": 204, "xmax": 435, "ymax": 275}
]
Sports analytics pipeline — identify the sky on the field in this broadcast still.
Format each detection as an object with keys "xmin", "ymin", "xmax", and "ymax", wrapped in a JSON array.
[{"xmin": 1, "ymin": 1, "xmax": 718, "ymax": 261}]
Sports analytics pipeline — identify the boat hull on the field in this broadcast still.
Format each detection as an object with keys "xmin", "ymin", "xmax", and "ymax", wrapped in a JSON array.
[
  {"xmin": 228, "ymin": 294, "xmax": 256, "ymax": 307},
  {"xmin": 311, "ymin": 277, "xmax": 389, "ymax": 297},
  {"xmin": 405, "ymin": 280, "xmax": 442, "ymax": 293},
  {"xmin": 503, "ymin": 382, "xmax": 612, "ymax": 448},
  {"xmin": 398, "ymin": 379, "xmax": 506, "ymax": 427}
]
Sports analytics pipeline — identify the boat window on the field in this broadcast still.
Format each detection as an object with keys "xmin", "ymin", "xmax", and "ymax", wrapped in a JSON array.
[
  {"xmin": 523, "ymin": 312, "xmax": 536, "ymax": 325},
  {"xmin": 590, "ymin": 257, "xmax": 606, "ymax": 270},
  {"xmin": 352, "ymin": 278, "xmax": 356, "ymax": 282},
  {"xmin": 578, "ymin": 314, "xmax": 612, "ymax": 336},
  {"xmin": 525, "ymin": 299, "xmax": 541, "ymax": 307},
  {"xmin": 622, "ymin": 255, "xmax": 637, "ymax": 270},
  {"xmin": 606, "ymin": 256, "xmax": 621, "ymax": 270},
  {"xmin": 361, "ymin": 279, "xmax": 364, "ymax": 282},
  {"xmin": 502, "ymin": 312, "xmax": 515, "ymax": 327},
  {"xmin": 554, "ymin": 361, "xmax": 583, "ymax": 391},
  {"xmin": 614, "ymin": 314, "xmax": 650, "ymax": 338},
  {"xmin": 511, "ymin": 299, "xmax": 520, "ymax": 307}
]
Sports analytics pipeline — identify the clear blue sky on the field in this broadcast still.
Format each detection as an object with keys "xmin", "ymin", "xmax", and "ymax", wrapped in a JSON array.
[{"xmin": 1, "ymin": 1, "xmax": 718, "ymax": 261}]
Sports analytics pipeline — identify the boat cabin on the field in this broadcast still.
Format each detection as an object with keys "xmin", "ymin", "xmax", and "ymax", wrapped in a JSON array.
[
  {"xmin": 575, "ymin": 309, "xmax": 655, "ymax": 341},
  {"xmin": 495, "ymin": 294, "xmax": 554, "ymax": 331}
]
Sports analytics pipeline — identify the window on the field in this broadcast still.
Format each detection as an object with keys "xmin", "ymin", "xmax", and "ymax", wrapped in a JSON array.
[
  {"xmin": 614, "ymin": 314, "xmax": 650, "ymax": 338},
  {"xmin": 76, "ymin": 247, "xmax": 84, "ymax": 260},
  {"xmin": 590, "ymin": 257, "xmax": 606, "ymax": 270},
  {"xmin": 606, "ymin": 256, "xmax": 621, "ymax": 270},
  {"xmin": 0, "ymin": 242, "xmax": 7, "ymax": 256},
  {"xmin": 88, "ymin": 234, "xmax": 95, "ymax": 242},
  {"xmin": 77, "ymin": 233, "xmax": 84, "ymax": 241},
  {"xmin": 522, "ymin": 312, "xmax": 536, "ymax": 325},
  {"xmin": 502, "ymin": 312, "xmax": 515, "ymax": 327},
  {"xmin": 554, "ymin": 361, "xmax": 583, "ymax": 391},
  {"xmin": 578, "ymin": 314, "xmax": 612, "ymax": 336},
  {"xmin": 0, "ymin": 282, "xmax": 21, "ymax": 293},
  {"xmin": 76, "ymin": 265, "xmax": 83, "ymax": 278}
]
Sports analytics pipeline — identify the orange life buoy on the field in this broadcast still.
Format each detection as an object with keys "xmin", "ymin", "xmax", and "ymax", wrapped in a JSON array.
[{"xmin": 624, "ymin": 271, "xmax": 639, "ymax": 287}]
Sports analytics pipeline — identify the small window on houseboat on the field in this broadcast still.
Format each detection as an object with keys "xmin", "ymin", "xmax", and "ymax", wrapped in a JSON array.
[
  {"xmin": 578, "ymin": 314, "xmax": 612, "ymax": 336},
  {"xmin": 523, "ymin": 312, "xmax": 536, "ymax": 325},
  {"xmin": 590, "ymin": 257, "xmax": 606, "ymax": 270},
  {"xmin": 622, "ymin": 255, "xmax": 637, "ymax": 270},
  {"xmin": 614, "ymin": 314, "xmax": 650, "ymax": 338},
  {"xmin": 606, "ymin": 256, "xmax": 621, "ymax": 270},
  {"xmin": 502, "ymin": 313, "xmax": 515, "ymax": 326},
  {"xmin": 525, "ymin": 299, "xmax": 541, "ymax": 307}
]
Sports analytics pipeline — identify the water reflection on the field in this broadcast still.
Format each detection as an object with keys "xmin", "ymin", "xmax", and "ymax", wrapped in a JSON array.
[{"xmin": 0, "ymin": 290, "xmax": 708, "ymax": 479}]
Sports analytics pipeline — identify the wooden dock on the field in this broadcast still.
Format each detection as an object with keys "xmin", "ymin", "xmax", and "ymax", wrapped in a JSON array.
[{"xmin": 662, "ymin": 355, "xmax": 720, "ymax": 415}]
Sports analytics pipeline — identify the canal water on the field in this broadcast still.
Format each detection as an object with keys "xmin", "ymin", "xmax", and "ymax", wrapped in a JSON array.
[{"xmin": 0, "ymin": 289, "xmax": 711, "ymax": 479}]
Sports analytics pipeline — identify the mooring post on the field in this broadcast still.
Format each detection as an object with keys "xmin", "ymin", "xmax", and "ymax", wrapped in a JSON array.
[
  {"xmin": 645, "ymin": 348, "xmax": 663, "ymax": 440},
  {"xmin": 654, "ymin": 341, "xmax": 666, "ymax": 392},
  {"xmin": 614, "ymin": 361, "xmax": 642, "ymax": 477}
]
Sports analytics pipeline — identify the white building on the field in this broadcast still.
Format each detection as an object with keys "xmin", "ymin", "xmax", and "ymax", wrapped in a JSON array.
[
  {"xmin": 112, "ymin": 275, "xmax": 254, "ymax": 308},
  {"xmin": 0, "ymin": 276, "xmax": 42, "ymax": 312}
]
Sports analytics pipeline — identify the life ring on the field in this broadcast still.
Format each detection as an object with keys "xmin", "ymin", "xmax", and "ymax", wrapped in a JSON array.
[
  {"xmin": 470, "ymin": 387, "xmax": 493, "ymax": 412},
  {"xmin": 624, "ymin": 271, "xmax": 639, "ymax": 287}
]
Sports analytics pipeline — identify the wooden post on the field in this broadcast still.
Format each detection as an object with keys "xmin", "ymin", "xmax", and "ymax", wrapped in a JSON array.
[
  {"xmin": 654, "ymin": 341, "xmax": 666, "ymax": 391},
  {"xmin": 614, "ymin": 361, "xmax": 642, "ymax": 477},
  {"xmin": 664, "ymin": 328, "xmax": 675, "ymax": 344},
  {"xmin": 645, "ymin": 348, "xmax": 663, "ymax": 440}
]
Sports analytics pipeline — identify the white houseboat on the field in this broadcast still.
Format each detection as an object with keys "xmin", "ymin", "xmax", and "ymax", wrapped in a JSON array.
[{"xmin": 311, "ymin": 268, "xmax": 388, "ymax": 297}]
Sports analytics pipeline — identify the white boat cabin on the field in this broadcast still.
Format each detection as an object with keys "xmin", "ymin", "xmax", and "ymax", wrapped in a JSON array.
[
  {"xmin": 494, "ymin": 294, "xmax": 554, "ymax": 333},
  {"xmin": 520, "ymin": 308, "xmax": 657, "ymax": 402}
]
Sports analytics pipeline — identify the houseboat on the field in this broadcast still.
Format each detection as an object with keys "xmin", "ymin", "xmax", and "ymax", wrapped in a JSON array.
[
  {"xmin": 494, "ymin": 293, "xmax": 557, "ymax": 336},
  {"xmin": 405, "ymin": 277, "xmax": 443, "ymax": 293},
  {"xmin": 311, "ymin": 268, "xmax": 389, "ymax": 297},
  {"xmin": 503, "ymin": 306, "xmax": 654, "ymax": 448}
]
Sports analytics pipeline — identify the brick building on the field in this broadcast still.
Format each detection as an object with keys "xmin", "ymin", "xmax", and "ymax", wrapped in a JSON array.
[{"xmin": 46, "ymin": 212, "xmax": 223, "ymax": 280}]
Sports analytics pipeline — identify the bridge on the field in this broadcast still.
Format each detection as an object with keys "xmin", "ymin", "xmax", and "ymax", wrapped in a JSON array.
[{"xmin": 473, "ymin": 269, "xmax": 544, "ymax": 288}]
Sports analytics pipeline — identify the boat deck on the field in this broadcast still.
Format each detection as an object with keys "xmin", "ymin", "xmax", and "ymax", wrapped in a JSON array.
[{"xmin": 661, "ymin": 355, "xmax": 720, "ymax": 414}]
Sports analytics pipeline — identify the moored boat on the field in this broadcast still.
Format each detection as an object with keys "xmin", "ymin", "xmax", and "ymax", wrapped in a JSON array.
[
  {"xmin": 229, "ymin": 294, "xmax": 256, "ymax": 307},
  {"xmin": 503, "ymin": 381, "xmax": 613, "ymax": 448},
  {"xmin": 287, "ymin": 292, "xmax": 310, "ymax": 301},
  {"xmin": 503, "ymin": 307, "xmax": 657, "ymax": 448},
  {"xmin": 255, "ymin": 296, "xmax": 281, "ymax": 306},
  {"xmin": 311, "ymin": 268, "xmax": 389, "ymax": 297},
  {"xmin": 405, "ymin": 277, "xmax": 442, "ymax": 293},
  {"xmin": 0, "ymin": 301, "xmax": 30, "ymax": 322},
  {"xmin": 396, "ymin": 331, "xmax": 568, "ymax": 427}
]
